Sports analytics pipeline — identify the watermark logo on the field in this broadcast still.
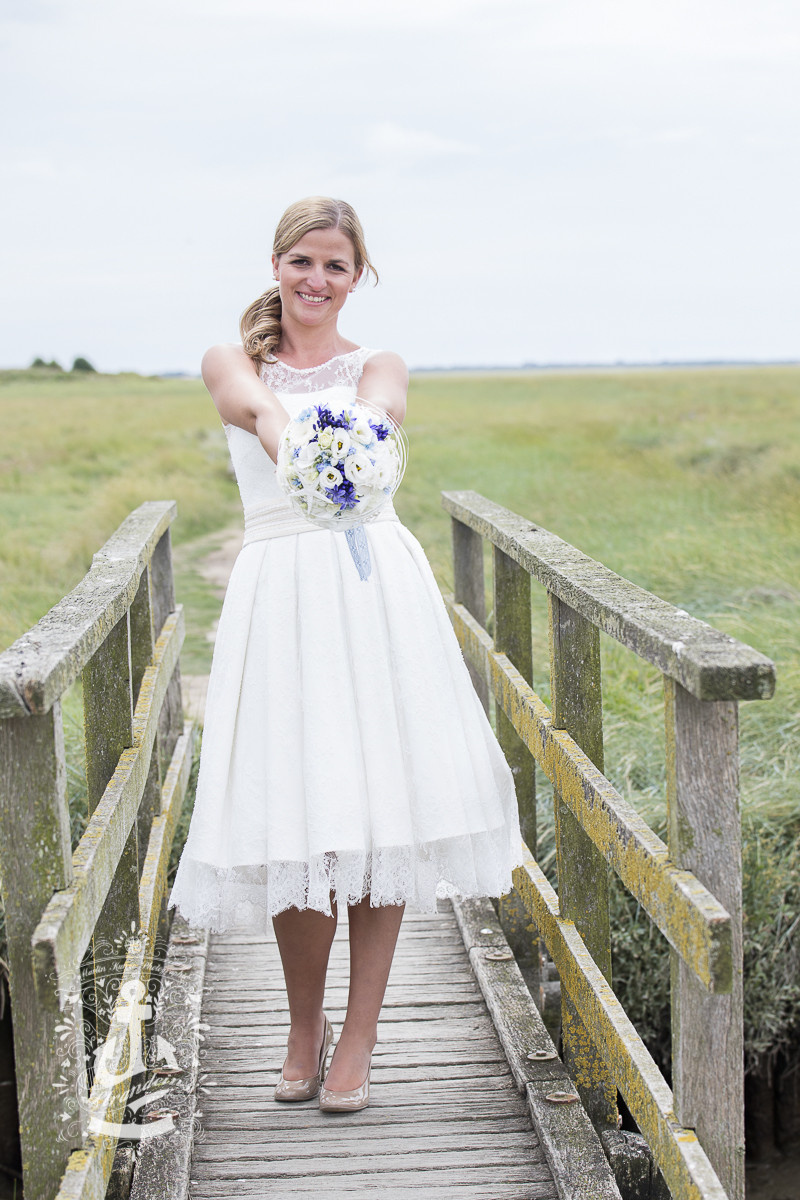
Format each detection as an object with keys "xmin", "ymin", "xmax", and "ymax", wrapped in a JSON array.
[{"xmin": 53, "ymin": 923, "xmax": 212, "ymax": 1143}]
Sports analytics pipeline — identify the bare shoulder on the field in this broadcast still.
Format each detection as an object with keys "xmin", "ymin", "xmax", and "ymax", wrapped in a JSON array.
[
  {"xmin": 363, "ymin": 349, "xmax": 408, "ymax": 381},
  {"xmin": 359, "ymin": 349, "xmax": 408, "ymax": 425},
  {"xmin": 201, "ymin": 342, "xmax": 259, "ymax": 385}
]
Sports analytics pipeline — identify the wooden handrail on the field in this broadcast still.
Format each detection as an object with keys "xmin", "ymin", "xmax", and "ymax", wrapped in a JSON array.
[
  {"xmin": 443, "ymin": 490, "xmax": 776, "ymax": 1200},
  {"xmin": 442, "ymin": 490, "xmax": 775, "ymax": 701},
  {"xmin": 0, "ymin": 501, "xmax": 176, "ymax": 717},
  {"xmin": 0, "ymin": 502, "xmax": 192, "ymax": 1200}
]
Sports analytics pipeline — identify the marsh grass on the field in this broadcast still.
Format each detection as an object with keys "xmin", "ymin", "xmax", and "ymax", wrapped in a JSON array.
[
  {"xmin": 0, "ymin": 368, "xmax": 240, "ymax": 652},
  {"xmin": 1, "ymin": 363, "xmax": 798, "ymax": 1081}
]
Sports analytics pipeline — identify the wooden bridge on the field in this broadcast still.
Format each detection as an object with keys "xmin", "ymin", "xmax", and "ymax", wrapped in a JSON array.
[{"xmin": 0, "ymin": 493, "xmax": 776, "ymax": 1200}]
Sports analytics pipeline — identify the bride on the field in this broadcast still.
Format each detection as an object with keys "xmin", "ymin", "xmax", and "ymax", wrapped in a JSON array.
[{"xmin": 169, "ymin": 196, "xmax": 522, "ymax": 1113}]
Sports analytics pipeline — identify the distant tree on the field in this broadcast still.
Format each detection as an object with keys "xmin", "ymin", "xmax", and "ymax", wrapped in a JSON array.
[
  {"xmin": 71, "ymin": 356, "xmax": 97, "ymax": 373},
  {"xmin": 30, "ymin": 357, "xmax": 64, "ymax": 370}
]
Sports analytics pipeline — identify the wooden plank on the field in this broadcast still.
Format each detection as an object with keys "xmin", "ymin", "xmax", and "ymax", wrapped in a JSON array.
[
  {"xmin": 191, "ymin": 1176, "xmax": 558, "ymax": 1198},
  {"xmin": 83, "ymin": 608, "xmax": 138, "ymax": 1048},
  {"xmin": 0, "ymin": 703, "xmax": 87, "ymax": 1198},
  {"xmin": 493, "ymin": 545, "xmax": 539, "ymax": 964},
  {"xmin": 494, "ymin": 544, "xmax": 535, "ymax": 848},
  {"xmin": 0, "ymin": 501, "xmax": 176, "ymax": 717},
  {"xmin": 207, "ymin": 1106, "xmax": 537, "ymax": 1130},
  {"xmin": 191, "ymin": 1150, "xmax": 555, "ymax": 1177},
  {"xmin": 201, "ymin": 1077, "xmax": 523, "ymax": 1105},
  {"xmin": 665, "ymin": 680, "xmax": 744, "ymax": 1200},
  {"xmin": 441, "ymin": 490, "xmax": 775, "ymax": 701},
  {"xmin": 447, "ymin": 598, "xmax": 732, "ymax": 991},
  {"xmin": 451, "ymin": 514, "xmax": 489, "ymax": 711},
  {"xmin": 129, "ymin": 566, "xmax": 160, "ymax": 878},
  {"xmin": 548, "ymin": 593, "xmax": 616, "ymax": 1130},
  {"xmin": 202, "ymin": 1045, "xmax": 506, "ymax": 1067},
  {"xmin": 452, "ymin": 895, "xmax": 622, "ymax": 1200},
  {"xmin": 197, "ymin": 1119, "xmax": 535, "ymax": 1142}
]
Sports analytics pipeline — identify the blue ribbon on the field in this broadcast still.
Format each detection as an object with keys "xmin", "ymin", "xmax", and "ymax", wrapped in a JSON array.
[{"xmin": 344, "ymin": 525, "xmax": 372, "ymax": 581}]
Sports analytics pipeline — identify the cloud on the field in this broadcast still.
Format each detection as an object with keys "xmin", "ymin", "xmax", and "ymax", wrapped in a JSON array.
[{"xmin": 364, "ymin": 122, "xmax": 479, "ymax": 163}]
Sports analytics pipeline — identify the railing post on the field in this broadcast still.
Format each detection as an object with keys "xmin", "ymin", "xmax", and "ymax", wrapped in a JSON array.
[
  {"xmin": 548, "ymin": 593, "xmax": 617, "ymax": 1130},
  {"xmin": 451, "ymin": 516, "xmax": 489, "ymax": 713},
  {"xmin": 492, "ymin": 546, "xmax": 537, "ymax": 964},
  {"xmin": 151, "ymin": 527, "xmax": 184, "ymax": 772},
  {"xmin": 665, "ymin": 679, "xmax": 744, "ymax": 1200},
  {"xmin": 0, "ymin": 705, "xmax": 88, "ymax": 1196},
  {"xmin": 130, "ymin": 565, "xmax": 161, "ymax": 876},
  {"xmin": 493, "ymin": 547, "xmax": 535, "ymax": 851},
  {"xmin": 83, "ymin": 611, "xmax": 139, "ymax": 1054}
]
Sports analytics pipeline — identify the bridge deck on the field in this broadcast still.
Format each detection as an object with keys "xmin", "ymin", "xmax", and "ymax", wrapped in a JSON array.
[{"xmin": 190, "ymin": 905, "xmax": 559, "ymax": 1198}]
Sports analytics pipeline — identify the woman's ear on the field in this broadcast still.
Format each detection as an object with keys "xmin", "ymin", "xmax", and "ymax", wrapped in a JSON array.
[{"xmin": 350, "ymin": 267, "xmax": 363, "ymax": 293}]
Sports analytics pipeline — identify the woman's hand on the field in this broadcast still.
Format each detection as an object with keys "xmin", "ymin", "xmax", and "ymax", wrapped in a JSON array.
[
  {"xmin": 357, "ymin": 351, "xmax": 409, "ymax": 426},
  {"xmin": 201, "ymin": 343, "xmax": 291, "ymax": 463}
]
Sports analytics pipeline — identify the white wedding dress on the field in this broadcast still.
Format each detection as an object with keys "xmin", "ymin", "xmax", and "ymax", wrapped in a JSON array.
[{"xmin": 168, "ymin": 347, "xmax": 523, "ymax": 932}]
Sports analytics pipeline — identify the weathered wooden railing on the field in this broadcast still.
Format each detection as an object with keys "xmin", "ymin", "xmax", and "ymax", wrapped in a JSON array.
[
  {"xmin": 0, "ymin": 502, "xmax": 194, "ymax": 1200},
  {"xmin": 442, "ymin": 490, "xmax": 775, "ymax": 1200}
]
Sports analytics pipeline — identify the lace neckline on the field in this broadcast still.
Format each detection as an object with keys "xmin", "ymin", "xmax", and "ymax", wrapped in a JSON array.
[{"xmin": 270, "ymin": 348, "xmax": 364, "ymax": 374}]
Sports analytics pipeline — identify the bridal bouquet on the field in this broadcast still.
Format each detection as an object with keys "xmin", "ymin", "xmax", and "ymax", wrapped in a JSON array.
[{"xmin": 275, "ymin": 398, "xmax": 408, "ymax": 579}]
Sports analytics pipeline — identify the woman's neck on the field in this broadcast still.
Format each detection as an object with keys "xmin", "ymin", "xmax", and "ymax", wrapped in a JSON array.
[{"xmin": 276, "ymin": 321, "xmax": 359, "ymax": 369}]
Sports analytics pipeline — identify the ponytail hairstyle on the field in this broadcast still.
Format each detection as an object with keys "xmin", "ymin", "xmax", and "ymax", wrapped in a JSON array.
[{"xmin": 240, "ymin": 196, "xmax": 379, "ymax": 364}]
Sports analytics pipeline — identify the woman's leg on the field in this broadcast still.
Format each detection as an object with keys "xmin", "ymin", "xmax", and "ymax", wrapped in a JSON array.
[
  {"xmin": 323, "ymin": 898, "xmax": 405, "ymax": 1091},
  {"xmin": 272, "ymin": 899, "xmax": 338, "ymax": 1079}
]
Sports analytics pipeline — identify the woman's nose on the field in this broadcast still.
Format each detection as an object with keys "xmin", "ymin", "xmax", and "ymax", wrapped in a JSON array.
[{"xmin": 306, "ymin": 263, "xmax": 326, "ymax": 290}]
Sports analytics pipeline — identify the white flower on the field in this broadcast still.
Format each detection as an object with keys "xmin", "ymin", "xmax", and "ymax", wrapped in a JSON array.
[
  {"xmin": 318, "ymin": 465, "xmax": 342, "ymax": 488},
  {"xmin": 295, "ymin": 440, "xmax": 319, "ymax": 467},
  {"xmin": 343, "ymin": 451, "xmax": 374, "ymax": 485},
  {"xmin": 352, "ymin": 414, "xmax": 375, "ymax": 444},
  {"xmin": 317, "ymin": 428, "xmax": 334, "ymax": 449},
  {"xmin": 295, "ymin": 416, "xmax": 316, "ymax": 440},
  {"xmin": 375, "ymin": 458, "xmax": 396, "ymax": 489},
  {"xmin": 330, "ymin": 428, "xmax": 351, "ymax": 460}
]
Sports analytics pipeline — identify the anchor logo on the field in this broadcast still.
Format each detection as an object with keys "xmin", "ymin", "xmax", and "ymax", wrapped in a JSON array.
[{"xmin": 89, "ymin": 979, "xmax": 181, "ymax": 1139}]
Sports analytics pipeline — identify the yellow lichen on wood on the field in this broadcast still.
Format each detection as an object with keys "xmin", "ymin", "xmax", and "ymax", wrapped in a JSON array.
[
  {"xmin": 445, "ymin": 595, "xmax": 732, "ymax": 992},
  {"xmin": 514, "ymin": 847, "xmax": 729, "ymax": 1200},
  {"xmin": 32, "ymin": 609, "xmax": 185, "ymax": 1013},
  {"xmin": 53, "ymin": 724, "xmax": 195, "ymax": 1200}
]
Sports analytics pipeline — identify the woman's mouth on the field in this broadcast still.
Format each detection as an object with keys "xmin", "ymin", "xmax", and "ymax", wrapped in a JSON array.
[{"xmin": 297, "ymin": 292, "xmax": 329, "ymax": 305}]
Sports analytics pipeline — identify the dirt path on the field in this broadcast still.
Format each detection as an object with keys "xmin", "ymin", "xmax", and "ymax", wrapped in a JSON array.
[{"xmin": 181, "ymin": 525, "xmax": 242, "ymax": 724}]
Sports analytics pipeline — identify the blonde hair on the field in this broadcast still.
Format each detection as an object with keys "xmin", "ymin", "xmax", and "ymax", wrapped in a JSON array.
[{"xmin": 240, "ymin": 197, "xmax": 378, "ymax": 364}]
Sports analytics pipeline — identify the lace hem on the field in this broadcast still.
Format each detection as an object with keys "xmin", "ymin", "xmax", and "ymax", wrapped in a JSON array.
[{"xmin": 167, "ymin": 829, "xmax": 520, "ymax": 933}]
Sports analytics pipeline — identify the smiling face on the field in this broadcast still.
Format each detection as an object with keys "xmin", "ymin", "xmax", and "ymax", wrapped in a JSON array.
[{"xmin": 273, "ymin": 227, "xmax": 362, "ymax": 331}]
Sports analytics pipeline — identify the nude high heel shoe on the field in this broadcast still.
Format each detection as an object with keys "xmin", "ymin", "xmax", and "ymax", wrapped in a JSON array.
[
  {"xmin": 274, "ymin": 1014, "xmax": 334, "ymax": 1102},
  {"xmin": 318, "ymin": 1056, "xmax": 372, "ymax": 1112}
]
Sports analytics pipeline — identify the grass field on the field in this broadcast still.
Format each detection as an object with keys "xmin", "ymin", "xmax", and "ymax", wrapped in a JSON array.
[
  {"xmin": 1, "ymin": 364, "xmax": 797, "ymax": 822},
  {"xmin": 1, "ymin": 362, "xmax": 799, "ymax": 1080}
]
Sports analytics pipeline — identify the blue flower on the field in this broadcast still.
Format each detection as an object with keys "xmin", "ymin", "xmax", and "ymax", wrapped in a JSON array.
[
  {"xmin": 314, "ymin": 405, "xmax": 348, "ymax": 431},
  {"xmin": 327, "ymin": 480, "xmax": 359, "ymax": 509},
  {"xmin": 370, "ymin": 420, "xmax": 390, "ymax": 441}
]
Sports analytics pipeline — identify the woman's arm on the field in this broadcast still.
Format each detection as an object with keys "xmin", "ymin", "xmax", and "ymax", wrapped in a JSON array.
[
  {"xmin": 357, "ymin": 350, "xmax": 409, "ymax": 425},
  {"xmin": 201, "ymin": 343, "xmax": 290, "ymax": 463}
]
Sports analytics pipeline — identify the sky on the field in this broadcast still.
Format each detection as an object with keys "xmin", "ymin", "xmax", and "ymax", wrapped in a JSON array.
[{"xmin": 1, "ymin": 0, "xmax": 798, "ymax": 373}]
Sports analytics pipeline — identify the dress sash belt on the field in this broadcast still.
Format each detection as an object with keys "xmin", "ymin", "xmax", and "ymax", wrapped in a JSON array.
[{"xmin": 242, "ymin": 499, "xmax": 400, "ymax": 546}]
